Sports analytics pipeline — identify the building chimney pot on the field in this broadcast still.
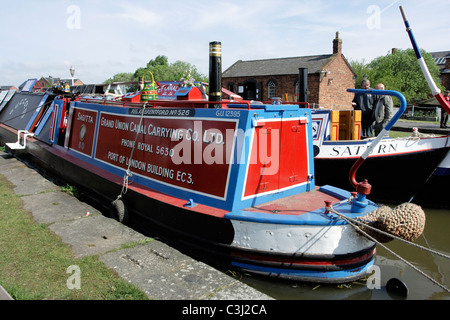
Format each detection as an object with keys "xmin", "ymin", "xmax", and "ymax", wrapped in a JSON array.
[{"xmin": 333, "ymin": 31, "xmax": 342, "ymax": 55}]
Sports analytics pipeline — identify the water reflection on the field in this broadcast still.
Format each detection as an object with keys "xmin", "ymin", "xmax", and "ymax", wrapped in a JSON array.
[{"xmin": 234, "ymin": 207, "xmax": 450, "ymax": 300}]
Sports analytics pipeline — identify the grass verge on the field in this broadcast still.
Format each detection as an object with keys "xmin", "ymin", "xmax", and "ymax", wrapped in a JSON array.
[
  {"xmin": 0, "ymin": 175, "xmax": 148, "ymax": 300},
  {"xmin": 388, "ymin": 130, "xmax": 412, "ymax": 138}
]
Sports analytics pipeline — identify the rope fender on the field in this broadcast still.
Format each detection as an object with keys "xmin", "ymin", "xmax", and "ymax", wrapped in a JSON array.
[
  {"xmin": 326, "ymin": 202, "xmax": 450, "ymax": 293},
  {"xmin": 357, "ymin": 202, "xmax": 426, "ymax": 243}
]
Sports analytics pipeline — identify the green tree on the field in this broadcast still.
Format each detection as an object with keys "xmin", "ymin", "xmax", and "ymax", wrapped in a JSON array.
[
  {"xmin": 349, "ymin": 58, "xmax": 371, "ymax": 89},
  {"xmin": 104, "ymin": 72, "xmax": 134, "ymax": 83},
  {"xmin": 103, "ymin": 72, "xmax": 135, "ymax": 92},
  {"xmin": 147, "ymin": 55, "xmax": 169, "ymax": 68},
  {"xmin": 104, "ymin": 55, "xmax": 208, "ymax": 93},
  {"xmin": 350, "ymin": 49, "xmax": 443, "ymax": 106},
  {"xmin": 133, "ymin": 55, "xmax": 207, "ymax": 83},
  {"xmin": 134, "ymin": 55, "xmax": 170, "ymax": 81}
]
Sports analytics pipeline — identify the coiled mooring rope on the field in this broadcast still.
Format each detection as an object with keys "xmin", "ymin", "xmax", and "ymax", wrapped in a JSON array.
[
  {"xmin": 326, "ymin": 203, "xmax": 450, "ymax": 294},
  {"xmin": 356, "ymin": 203, "xmax": 426, "ymax": 243},
  {"xmin": 111, "ymin": 104, "xmax": 147, "ymax": 224},
  {"xmin": 118, "ymin": 103, "xmax": 147, "ymax": 198}
]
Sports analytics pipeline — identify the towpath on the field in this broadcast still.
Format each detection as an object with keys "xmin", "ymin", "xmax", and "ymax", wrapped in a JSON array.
[
  {"xmin": 0, "ymin": 150, "xmax": 271, "ymax": 300},
  {"xmin": 393, "ymin": 119, "xmax": 450, "ymax": 135}
]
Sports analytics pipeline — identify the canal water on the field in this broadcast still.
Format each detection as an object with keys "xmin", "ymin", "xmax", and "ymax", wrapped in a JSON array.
[{"xmin": 237, "ymin": 206, "xmax": 450, "ymax": 300}]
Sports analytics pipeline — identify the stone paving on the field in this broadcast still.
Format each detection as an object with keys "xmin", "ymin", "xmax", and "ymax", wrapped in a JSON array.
[{"xmin": 0, "ymin": 151, "xmax": 272, "ymax": 300}]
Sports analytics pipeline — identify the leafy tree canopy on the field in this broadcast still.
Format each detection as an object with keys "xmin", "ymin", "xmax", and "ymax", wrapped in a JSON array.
[
  {"xmin": 350, "ymin": 49, "xmax": 443, "ymax": 105},
  {"xmin": 104, "ymin": 55, "xmax": 207, "ymax": 92},
  {"xmin": 104, "ymin": 72, "xmax": 134, "ymax": 84}
]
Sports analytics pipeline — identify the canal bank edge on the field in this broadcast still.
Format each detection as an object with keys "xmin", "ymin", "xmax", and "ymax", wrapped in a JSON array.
[{"xmin": 0, "ymin": 150, "xmax": 272, "ymax": 300}]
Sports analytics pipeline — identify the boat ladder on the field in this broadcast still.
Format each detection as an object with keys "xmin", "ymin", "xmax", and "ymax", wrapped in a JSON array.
[{"xmin": 6, "ymin": 130, "xmax": 34, "ymax": 150}]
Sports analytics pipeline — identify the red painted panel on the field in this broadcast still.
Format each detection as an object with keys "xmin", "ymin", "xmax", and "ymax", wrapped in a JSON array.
[
  {"xmin": 68, "ymin": 108, "xmax": 98, "ymax": 157},
  {"xmin": 244, "ymin": 118, "xmax": 310, "ymax": 198},
  {"xmin": 49, "ymin": 105, "xmax": 58, "ymax": 142},
  {"xmin": 244, "ymin": 120, "xmax": 282, "ymax": 197},
  {"xmin": 94, "ymin": 113, "xmax": 237, "ymax": 199},
  {"xmin": 279, "ymin": 120, "xmax": 309, "ymax": 189}
]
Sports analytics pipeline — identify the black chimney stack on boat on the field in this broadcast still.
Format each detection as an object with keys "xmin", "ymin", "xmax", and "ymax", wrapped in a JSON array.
[
  {"xmin": 138, "ymin": 77, "xmax": 143, "ymax": 91},
  {"xmin": 209, "ymin": 41, "xmax": 222, "ymax": 108},
  {"xmin": 298, "ymin": 68, "xmax": 308, "ymax": 103}
]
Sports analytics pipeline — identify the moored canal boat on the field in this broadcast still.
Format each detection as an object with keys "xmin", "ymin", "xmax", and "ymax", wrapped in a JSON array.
[
  {"xmin": 299, "ymin": 6, "xmax": 450, "ymax": 209},
  {"xmin": 0, "ymin": 42, "xmax": 422, "ymax": 284},
  {"xmin": 311, "ymin": 108, "xmax": 450, "ymax": 206}
]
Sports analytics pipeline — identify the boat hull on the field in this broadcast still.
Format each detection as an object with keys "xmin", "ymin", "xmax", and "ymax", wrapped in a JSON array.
[
  {"xmin": 0, "ymin": 123, "xmax": 376, "ymax": 283},
  {"xmin": 0, "ymin": 90, "xmax": 379, "ymax": 284},
  {"xmin": 314, "ymin": 140, "xmax": 450, "ymax": 207},
  {"xmin": 311, "ymin": 110, "xmax": 450, "ymax": 208},
  {"xmin": 411, "ymin": 152, "xmax": 450, "ymax": 208}
]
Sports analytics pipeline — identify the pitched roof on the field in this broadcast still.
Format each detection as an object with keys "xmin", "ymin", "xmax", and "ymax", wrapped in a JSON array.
[
  {"xmin": 0, "ymin": 86, "xmax": 16, "ymax": 90},
  {"xmin": 430, "ymin": 51, "xmax": 450, "ymax": 62},
  {"xmin": 40, "ymin": 77, "xmax": 81, "ymax": 84},
  {"xmin": 430, "ymin": 51, "xmax": 450, "ymax": 70},
  {"xmin": 223, "ymin": 54, "xmax": 335, "ymax": 78},
  {"xmin": 429, "ymin": 51, "xmax": 450, "ymax": 74}
]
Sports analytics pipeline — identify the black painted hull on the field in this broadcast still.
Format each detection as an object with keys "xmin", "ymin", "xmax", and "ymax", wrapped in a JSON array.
[
  {"xmin": 314, "ymin": 148, "xmax": 450, "ymax": 208},
  {"xmin": 0, "ymin": 125, "xmax": 234, "ymax": 252},
  {"xmin": 0, "ymin": 125, "xmax": 376, "ymax": 283}
]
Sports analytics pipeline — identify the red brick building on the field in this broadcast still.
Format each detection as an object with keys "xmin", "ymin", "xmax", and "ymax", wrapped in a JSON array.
[
  {"xmin": 37, "ymin": 76, "xmax": 84, "ymax": 89},
  {"xmin": 222, "ymin": 32, "xmax": 356, "ymax": 109}
]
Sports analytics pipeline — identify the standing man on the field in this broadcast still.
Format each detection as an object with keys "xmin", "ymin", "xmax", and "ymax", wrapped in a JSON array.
[
  {"xmin": 373, "ymin": 83, "xmax": 394, "ymax": 135},
  {"xmin": 352, "ymin": 79, "xmax": 374, "ymax": 137},
  {"xmin": 440, "ymin": 91, "xmax": 449, "ymax": 128}
]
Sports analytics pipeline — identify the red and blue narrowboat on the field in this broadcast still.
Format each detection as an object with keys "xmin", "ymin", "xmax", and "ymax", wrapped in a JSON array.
[{"xmin": 0, "ymin": 42, "xmax": 385, "ymax": 284}]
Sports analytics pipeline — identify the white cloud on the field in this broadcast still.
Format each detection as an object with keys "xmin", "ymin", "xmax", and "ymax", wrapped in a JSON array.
[
  {"xmin": 0, "ymin": 0, "xmax": 449, "ymax": 87},
  {"xmin": 109, "ymin": 2, "xmax": 163, "ymax": 27}
]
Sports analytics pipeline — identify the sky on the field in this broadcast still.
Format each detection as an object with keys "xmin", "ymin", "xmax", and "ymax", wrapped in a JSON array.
[{"xmin": 1, "ymin": 0, "xmax": 449, "ymax": 87}]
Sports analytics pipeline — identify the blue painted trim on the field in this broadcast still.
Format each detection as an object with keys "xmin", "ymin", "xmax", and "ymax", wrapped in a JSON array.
[
  {"xmin": 225, "ymin": 209, "xmax": 342, "ymax": 226},
  {"xmin": 232, "ymin": 258, "xmax": 374, "ymax": 281},
  {"xmin": 48, "ymin": 99, "xmax": 66, "ymax": 144},
  {"xmin": 228, "ymin": 107, "xmax": 316, "ymax": 211},
  {"xmin": 264, "ymin": 104, "xmax": 301, "ymax": 112},
  {"xmin": 319, "ymin": 185, "xmax": 351, "ymax": 200},
  {"xmin": 401, "ymin": 9, "xmax": 422, "ymax": 60},
  {"xmin": 25, "ymin": 94, "xmax": 49, "ymax": 132},
  {"xmin": 311, "ymin": 109, "xmax": 331, "ymax": 141},
  {"xmin": 224, "ymin": 198, "xmax": 377, "ymax": 226},
  {"xmin": 434, "ymin": 167, "xmax": 450, "ymax": 176},
  {"xmin": 34, "ymin": 106, "xmax": 54, "ymax": 136}
]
